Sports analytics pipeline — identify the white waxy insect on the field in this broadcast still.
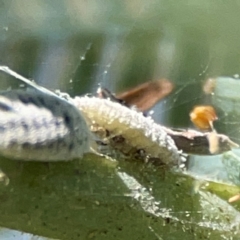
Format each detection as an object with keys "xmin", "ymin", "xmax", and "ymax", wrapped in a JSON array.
[
  {"xmin": 0, "ymin": 66, "xmax": 91, "ymax": 161},
  {"xmin": 73, "ymin": 96, "xmax": 183, "ymax": 167}
]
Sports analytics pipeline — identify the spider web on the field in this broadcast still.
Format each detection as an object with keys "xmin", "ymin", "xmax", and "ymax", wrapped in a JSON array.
[{"xmin": 0, "ymin": 1, "xmax": 240, "ymax": 240}]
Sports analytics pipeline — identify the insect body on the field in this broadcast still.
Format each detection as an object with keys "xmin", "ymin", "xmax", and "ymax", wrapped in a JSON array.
[
  {"xmin": 73, "ymin": 96, "xmax": 183, "ymax": 167},
  {"xmin": 0, "ymin": 89, "xmax": 91, "ymax": 161}
]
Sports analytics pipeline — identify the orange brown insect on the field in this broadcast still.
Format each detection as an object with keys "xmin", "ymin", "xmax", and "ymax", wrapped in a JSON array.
[
  {"xmin": 116, "ymin": 79, "xmax": 174, "ymax": 111},
  {"xmin": 190, "ymin": 105, "xmax": 218, "ymax": 131}
]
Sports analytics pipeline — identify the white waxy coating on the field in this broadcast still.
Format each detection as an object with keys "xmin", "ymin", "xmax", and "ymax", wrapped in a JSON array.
[
  {"xmin": 0, "ymin": 89, "xmax": 91, "ymax": 161},
  {"xmin": 73, "ymin": 96, "xmax": 182, "ymax": 166}
]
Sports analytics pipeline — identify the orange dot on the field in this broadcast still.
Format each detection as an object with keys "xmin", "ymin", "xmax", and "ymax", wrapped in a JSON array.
[{"xmin": 190, "ymin": 105, "xmax": 218, "ymax": 131}]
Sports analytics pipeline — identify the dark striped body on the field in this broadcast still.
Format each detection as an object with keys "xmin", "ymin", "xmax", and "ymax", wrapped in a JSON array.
[{"xmin": 0, "ymin": 89, "xmax": 90, "ymax": 161}]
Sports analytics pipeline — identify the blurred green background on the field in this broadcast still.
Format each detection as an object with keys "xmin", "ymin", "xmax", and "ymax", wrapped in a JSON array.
[
  {"xmin": 0, "ymin": 0, "xmax": 240, "ymax": 121},
  {"xmin": 1, "ymin": 0, "xmax": 240, "ymax": 239},
  {"xmin": 1, "ymin": 0, "xmax": 240, "ymax": 129}
]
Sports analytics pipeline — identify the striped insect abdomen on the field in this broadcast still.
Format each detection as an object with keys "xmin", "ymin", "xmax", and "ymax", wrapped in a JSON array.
[{"xmin": 0, "ymin": 90, "xmax": 91, "ymax": 161}]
